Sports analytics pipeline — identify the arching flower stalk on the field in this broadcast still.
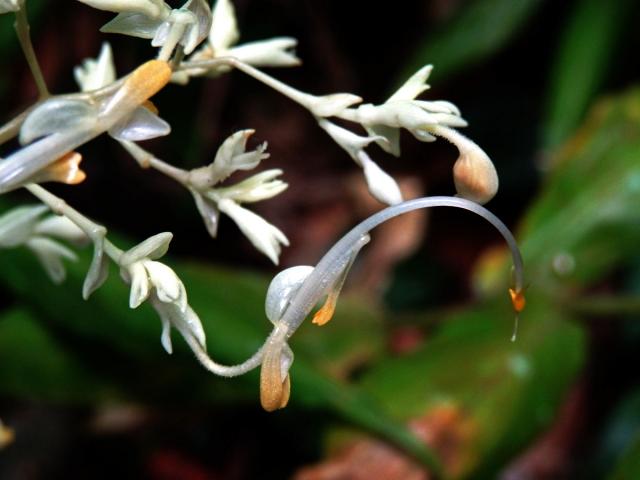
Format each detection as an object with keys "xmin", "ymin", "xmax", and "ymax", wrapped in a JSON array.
[{"xmin": 177, "ymin": 196, "xmax": 525, "ymax": 411}]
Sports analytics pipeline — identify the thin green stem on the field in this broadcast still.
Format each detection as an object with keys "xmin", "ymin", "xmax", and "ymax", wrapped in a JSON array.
[{"xmin": 14, "ymin": 3, "xmax": 49, "ymax": 99}]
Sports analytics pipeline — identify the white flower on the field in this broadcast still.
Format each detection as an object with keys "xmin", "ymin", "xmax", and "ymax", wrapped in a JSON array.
[
  {"xmin": 150, "ymin": 296, "xmax": 206, "ymax": 354},
  {"xmin": 74, "ymin": 42, "xmax": 116, "ymax": 92},
  {"xmin": 25, "ymin": 237, "xmax": 77, "ymax": 284},
  {"xmin": 189, "ymin": 130, "xmax": 269, "ymax": 188},
  {"xmin": 358, "ymin": 152, "xmax": 403, "ymax": 205},
  {"xmin": 186, "ymin": 130, "xmax": 288, "ymax": 262},
  {"xmin": 119, "ymin": 232, "xmax": 186, "ymax": 310},
  {"xmin": 175, "ymin": 0, "xmax": 300, "ymax": 83},
  {"xmin": 352, "ymin": 65, "xmax": 466, "ymax": 156},
  {"xmin": 118, "ymin": 232, "xmax": 205, "ymax": 354},
  {"xmin": 212, "ymin": 169, "xmax": 287, "ymax": 203},
  {"xmin": 0, "ymin": 0, "xmax": 20, "ymax": 14},
  {"xmin": 217, "ymin": 198, "xmax": 288, "ymax": 265},
  {"xmin": 0, "ymin": 205, "xmax": 87, "ymax": 283},
  {"xmin": 100, "ymin": 0, "xmax": 211, "ymax": 57},
  {"xmin": 317, "ymin": 120, "xmax": 401, "ymax": 205}
]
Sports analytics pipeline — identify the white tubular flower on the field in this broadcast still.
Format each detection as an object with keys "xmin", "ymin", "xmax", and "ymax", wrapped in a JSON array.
[
  {"xmin": 174, "ymin": 0, "xmax": 300, "ymax": 83},
  {"xmin": 318, "ymin": 119, "xmax": 401, "ymax": 205},
  {"xmin": 229, "ymin": 38, "xmax": 300, "ymax": 68},
  {"xmin": 119, "ymin": 232, "xmax": 186, "ymax": 310},
  {"xmin": 186, "ymin": 130, "xmax": 288, "ymax": 262},
  {"xmin": 217, "ymin": 198, "xmax": 289, "ymax": 265},
  {"xmin": 0, "ymin": 205, "xmax": 88, "ymax": 283},
  {"xmin": 74, "ymin": 42, "xmax": 116, "ymax": 92},
  {"xmin": 212, "ymin": 169, "xmax": 287, "ymax": 203},
  {"xmin": 100, "ymin": 0, "xmax": 211, "ymax": 57},
  {"xmin": 0, "ymin": 0, "xmax": 20, "ymax": 14},
  {"xmin": 352, "ymin": 65, "xmax": 467, "ymax": 157},
  {"xmin": 358, "ymin": 152, "xmax": 403, "ymax": 205},
  {"xmin": 118, "ymin": 232, "xmax": 205, "ymax": 354},
  {"xmin": 189, "ymin": 130, "xmax": 269, "ymax": 188}
]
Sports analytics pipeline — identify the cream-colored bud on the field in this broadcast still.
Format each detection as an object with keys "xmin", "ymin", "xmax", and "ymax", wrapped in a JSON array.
[
  {"xmin": 453, "ymin": 148, "xmax": 498, "ymax": 204},
  {"xmin": 432, "ymin": 125, "xmax": 498, "ymax": 204}
]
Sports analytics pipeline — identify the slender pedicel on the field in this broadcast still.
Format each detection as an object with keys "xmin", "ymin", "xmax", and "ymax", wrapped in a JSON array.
[
  {"xmin": 0, "ymin": 60, "xmax": 171, "ymax": 193},
  {"xmin": 277, "ymin": 196, "xmax": 524, "ymax": 336}
]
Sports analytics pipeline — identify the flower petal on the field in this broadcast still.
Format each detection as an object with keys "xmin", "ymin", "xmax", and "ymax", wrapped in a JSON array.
[
  {"xmin": 34, "ymin": 215, "xmax": 88, "ymax": 246},
  {"xmin": 218, "ymin": 199, "xmax": 288, "ymax": 264},
  {"xmin": 386, "ymin": 64, "xmax": 432, "ymax": 103},
  {"xmin": 74, "ymin": 42, "xmax": 116, "ymax": 92},
  {"xmin": 26, "ymin": 236, "xmax": 77, "ymax": 284},
  {"xmin": 229, "ymin": 37, "xmax": 300, "ymax": 67},
  {"xmin": 82, "ymin": 233, "xmax": 110, "ymax": 299},
  {"xmin": 265, "ymin": 265, "xmax": 314, "ymax": 324},
  {"xmin": 108, "ymin": 106, "xmax": 171, "ymax": 141},
  {"xmin": 209, "ymin": 0, "xmax": 239, "ymax": 51},
  {"xmin": 120, "ymin": 232, "xmax": 173, "ymax": 264},
  {"xmin": 358, "ymin": 152, "xmax": 403, "ymax": 206},
  {"xmin": 0, "ymin": 205, "xmax": 47, "ymax": 248},
  {"xmin": 127, "ymin": 261, "xmax": 150, "ymax": 308},
  {"xmin": 20, "ymin": 99, "xmax": 97, "ymax": 145}
]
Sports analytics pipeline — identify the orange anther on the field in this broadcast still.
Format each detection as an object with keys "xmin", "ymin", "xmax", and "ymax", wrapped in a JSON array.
[
  {"xmin": 34, "ymin": 151, "xmax": 86, "ymax": 185},
  {"xmin": 509, "ymin": 288, "xmax": 526, "ymax": 313},
  {"xmin": 312, "ymin": 294, "xmax": 337, "ymax": 326}
]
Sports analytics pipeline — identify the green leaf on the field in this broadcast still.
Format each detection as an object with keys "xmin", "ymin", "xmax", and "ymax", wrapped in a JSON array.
[
  {"xmin": 520, "ymin": 88, "xmax": 640, "ymax": 295},
  {"xmin": 608, "ymin": 434, "xmax": 640, "ymax": 480},
  {"xmin": 0, "ymin": 243, "xmax": 440, "ymax": 469},
  {"xmin": 358, "ymin": 296, "xmax": 585, "ymax": 477},
  {"xmin": 0, "ymin": 307, "xmax": 115, "ymax": 402},
  {"xmin": 399, "ymin": 0, "xmax": 543, "ymax": 84},
  {"xmin": 542, "ymin": 0, "xmax": 634, "ymax": 150}
]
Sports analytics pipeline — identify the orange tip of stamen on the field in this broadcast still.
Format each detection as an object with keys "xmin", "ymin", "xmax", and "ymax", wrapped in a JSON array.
[
  {"xmin": 509, "ymin": 288, "xmax": 526, "ymax": 313},
  {"xmin": 312, "ymin": 298, "xmax": 336, "ymax": 326},
  {"xmin": 35, "ymin": 151, "xmax": 86, "ymax": 185}
]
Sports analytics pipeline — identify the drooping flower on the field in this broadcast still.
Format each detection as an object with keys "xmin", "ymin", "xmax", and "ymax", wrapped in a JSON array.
[
  {"xmin": 187, "ymin": 130, "xmax": 289, "ymax": 263},
  {"xmin": 118, "ymin": 232, "xmax": 205, "ymax": 353}
]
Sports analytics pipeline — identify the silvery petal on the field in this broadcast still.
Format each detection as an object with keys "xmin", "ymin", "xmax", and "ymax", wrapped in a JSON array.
[
  {"xmin": 34, "ymin": 215, "xmax": 88, "ymax": 246},
  {"xmin": 358, "ymin": 152, "xmax": 403, "ymax": 206},
  {"xmin": 120, "ymin": 232, "xmax": 173, "ymax": 264},
  {"xmin": 218, "ymin": 199, "xmax": 288, "ymax": 265},
  {"xmin": 78, "ymin": 0, "xmax": 166, "ymax": 17},
  {"xmin": 209, "ymin": 0, "xmax": 239, "ymax": 51},
  {"xmin": 144, "ymin": 260, "xmax": 183, "ymax": 304},
  {"xmin": 128, "ymin": 262, "xmax": 150, "ymax": 308},
  {"xmin": 317, "ymin": 119, "xmax": 387, "ymax": 161},
  {"xmin": 101, "ymin": 12, "xmax": 165, "ymax": 38},
  {"xmin": 386, "ymin": 64, "xmax": 432, "ymax": 103},
  {"xmin": 192, "ymin": 191, "xmax": 220, "ymax": 238},
  {"xmin": 0, "ymin": 205, "xmax": 47, "ymax": 248},
  {"xmin": 229, "ymin": 37, "xmax": 300, "ymax": 67},
  {"xmin": 82, "ymin": 236, "xmax": 109, "ymax": 299},
  {"xmin": 160, "ymin": 314, "xmax": 173, "ymax": 353},
  {"xmin": 108, "ymin": 107, "xmax": 171, "ymax": 141},
  {"xmin": 20, "ymin": 99, "xmax": 97, "ymax": 145},
  {"xmin": 364, "ymin": 124, "xmax": 400, "ymax": 157},
  {"xmin": 183, "ymin": 0, "xmax": 212, "ymax": 55},
  {"xmin": 26, "ymin": 237, "xmax": 77, "ymax": 284},
  {"xmin": 265, "ymin": 265, "xmax": 314, "ymax": 324},
  {"xmin": 307, "ymin": 93, "xmax": 362, "ymax": 118}
]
